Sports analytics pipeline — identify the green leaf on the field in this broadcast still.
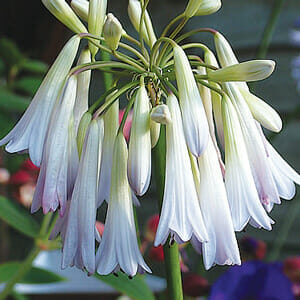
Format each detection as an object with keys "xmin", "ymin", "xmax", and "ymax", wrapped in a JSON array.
[
  {"xmin": 14, "ymin": 77, "xmax": 42, "ymax": 96},
  {"xmin": 0, "ymin": 197, "xmax": 40, "ymax": 238},
  {"xmin": 0, "ymin": 38, "xmax": 24, "ymax": 69},
  {"xmin": 21, "ymin": 59, "xmax": 48, "ymax": 74},
  {"xmin": 95, "ymin": 273, "xmax": 155, "ymax": 300},
  {"xmin": 0, "ymin": 262, "xmax": 66, "ymax": 284},
  {"xmin": 0, "ymin": 87, "xmax": 30, "ymax": 112}
]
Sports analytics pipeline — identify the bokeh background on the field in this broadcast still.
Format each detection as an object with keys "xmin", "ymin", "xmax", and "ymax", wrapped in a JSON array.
[{"xmin": 0, "ymin": 0, "xmax": 299, "ymax": 299}]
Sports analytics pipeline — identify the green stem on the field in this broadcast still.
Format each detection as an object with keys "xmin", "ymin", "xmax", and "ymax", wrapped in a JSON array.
[
  {"xmin": 160, "ymin": 14, "xmax": 185, "ymax": 38},
  {"xmin": 257, "ymin": 0, "xmax": 286, "ymax": 59},
  {"xmin": 153, "ymin": 127, "xmax": 183, "ymax": 300},
  {"xmin": 0, "ymin": 247, "xmax": 40, "ymax": 300},
  {"xmin": 94, "ymin": 81, "xmax": 139, "ymax": 118},
  {"xmin": 268, "ymin": 199, "xmax": 300, "ymax": 261},
  {"xmin": 0, "ymin": 213, "xmax": 54, "ymax": 299}
]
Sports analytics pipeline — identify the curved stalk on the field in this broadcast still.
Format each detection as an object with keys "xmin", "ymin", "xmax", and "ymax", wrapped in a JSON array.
[
  {"xmin": 93, "ymin": 81, "xmax": 139, "ymax": 118},
  {"xmin": 160, "ymin": 14, "xmax": 185, "ymax": 38}
]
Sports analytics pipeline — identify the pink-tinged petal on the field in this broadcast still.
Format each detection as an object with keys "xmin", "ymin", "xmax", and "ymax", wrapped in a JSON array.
[{"xmin": 222, "ymin": 95, "xmax": 273, "ymax": 231}]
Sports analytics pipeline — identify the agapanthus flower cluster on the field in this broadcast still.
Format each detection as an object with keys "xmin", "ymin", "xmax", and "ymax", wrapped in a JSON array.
[{"xmin": 1, "ymin": 0, "xmax": 299, "ymax": 276}]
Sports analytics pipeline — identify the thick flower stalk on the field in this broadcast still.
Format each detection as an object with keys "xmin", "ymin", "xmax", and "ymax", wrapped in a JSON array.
[{"xmin": 1, "ymin": 2, "xmax": 300, "ymax": 299}]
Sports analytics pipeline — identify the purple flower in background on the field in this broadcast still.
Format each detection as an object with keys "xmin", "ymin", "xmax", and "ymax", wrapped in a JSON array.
[{"xmin": 209, "ymin": 261, "xmax": 294, "ymax": 300}]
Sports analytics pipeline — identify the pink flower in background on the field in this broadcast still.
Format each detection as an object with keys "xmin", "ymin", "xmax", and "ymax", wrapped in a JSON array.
[{"xmin": 119, "ymin": 109, "xmax": 133, "ymax": 142}]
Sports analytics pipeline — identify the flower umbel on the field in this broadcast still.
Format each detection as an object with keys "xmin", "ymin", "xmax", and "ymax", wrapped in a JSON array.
[{"xmin": 3, "ymin": 0, "xmax": 299, "ymax": 284}]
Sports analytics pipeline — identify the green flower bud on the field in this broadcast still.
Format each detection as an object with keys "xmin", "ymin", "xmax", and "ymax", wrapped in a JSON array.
[
  {"xmin": 128, "ymin": 0, "xmax": 157, "ymax": 47},
  {"xmin": 103, "ymin": 13, "xmax": 123, "ymax": 51},
  {"xmin": 207, "ymin": 60, "xmax": 276, "ymax": 82},
  {"xmin": 150, "ymin": 120, "xmax": 161, "ymax": 148},
  {"xmin": 184, "ymin": 0, "xmax": 202, "ymax": 18},
  {"xmin": 195, "ymin": 0, "xmax": 221, "ymax": 16},
  {"xmin": 42, "ymin": 0, "xmax": 87, "ymax": 34},
  {"xmin": 88, "ymin": 0, "xmax": 107, "ymax": 58},
  {"xmin": 77, "ymin": 111, "xmax": 92, "ymax": 157}
]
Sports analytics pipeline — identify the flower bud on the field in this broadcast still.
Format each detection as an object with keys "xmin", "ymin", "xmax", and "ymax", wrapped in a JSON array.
[
  {"xmin": 240, "ymin": 89, "xmax": 282, "ymax": 133},
  {"xmin": 207, "ymin": 60, "xmax": 276, "ymax": 82},
  {"xmin": 71, "ymin": 0, "xmax": 89, "ymax": 22},
  {"xmin": 103, "ymin": 13, "xmax": 123, "ymax": 51},
  {"xmin": 195, "ymin": 0, "xmax": 221, "ymax": 16},
  {"xmin": 42, "ymin": 0, "xmax": 87, "ymax": 34},
  {"xmin": 214, "ymin": 31, "xmax": 239, "ymax": 67},
  {"xmin": 128, "ymin": 0, "xmax": 157, "ymax": 47},
  {"xmin": 128, "ymin": 83, "xmax": 152, "ymax": 196},
  {"xmin": 76, "ymin": 111, "xmax": 92, "ymax": 157},
  {"xmin": 88, "ymin": 0, "xmax": 107, "ymax": 58},
  {"xmin": 184, "ymin": 0, "xmax": 202, "ymax": 18},
  {"xmin": 150, "ymin": 104, "xmax": 172, "ymax": 124},
  {"xmin": 150, "ymin": 119, "xmax": 160, "ymax": 148}
]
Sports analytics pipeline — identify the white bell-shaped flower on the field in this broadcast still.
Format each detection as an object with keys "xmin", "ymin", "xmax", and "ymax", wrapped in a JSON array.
[
  {"xmin": 154, "ymin": 94, "xmax": 208, "ymax": 246},
  {"xmin": 96, "ymin": 132, "xmax": 151, "ymax": 276}
]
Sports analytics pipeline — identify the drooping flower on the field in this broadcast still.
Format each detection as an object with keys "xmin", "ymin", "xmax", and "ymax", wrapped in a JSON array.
[
  {"xmin": 223, "ymin": 82, "xmax": 281, "ymax": 212},
  {"xmin": 62, "ymin": 118, "xmax": 104, "ymax": 274},
  {"xmin": 194, "ymin": 137, "xmax": 240, "ymax": 269},
  {"xmin": 173, "ymin": 45, "xmax": 209, "ymax": 157},
  {"xmin": 154, "ymin": 94, "xmax": 208, "ymax": 246},
  {"xmin": 0, "ymin": 35, "xmax": 80, "ymax": 167},
  {"xmin": 128, "ymin": 83, "xmax": 152, "ymax": 196},
  {"xmin": 31, "ymin": 76, "xmax": 78, "ymax": 215},
  {"xmin": 96, "ymin": 132, "xmax": 151, "ymax": 276},
  {"xmin": 98, "ymin": 92, "xmax": 119, "ymax": 205},
  {"xmin": 222, "ymin": 94, "xmax": 273, "ymax": 231}
]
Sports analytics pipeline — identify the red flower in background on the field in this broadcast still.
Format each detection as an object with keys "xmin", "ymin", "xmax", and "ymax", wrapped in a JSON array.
[
  {"xmin": 182, "ymin": 273, "xmax": 210, "ymax": 297},
  {"xmin": 10, "ymin": 159, "xmax": 39, "ymax": 207}
]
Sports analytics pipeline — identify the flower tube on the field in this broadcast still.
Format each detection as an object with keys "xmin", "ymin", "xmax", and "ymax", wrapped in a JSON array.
[
  {"xmin": 128, "ymin": 83, "xmax": 152, "ymax": 196},
  {"xmin": 173, "ymin": 45, "xmax": 209, "ymax": 157},
  {"xmin": 98, "ymin": 92, "xmax": 119, "ymax": 205},
  {"xmin": 96, "ymin": 132, "xmax": 151, "ymax": 276}
]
